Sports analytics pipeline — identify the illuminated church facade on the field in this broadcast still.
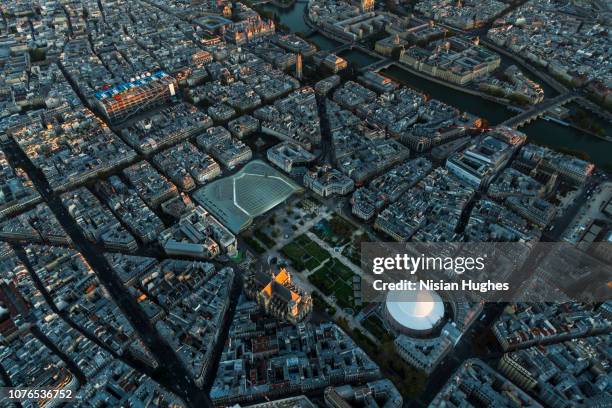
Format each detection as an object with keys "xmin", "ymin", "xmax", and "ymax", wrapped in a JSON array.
[{"xmin": 245, "ymin": 267, "xmax": 313, "ymax": 324}]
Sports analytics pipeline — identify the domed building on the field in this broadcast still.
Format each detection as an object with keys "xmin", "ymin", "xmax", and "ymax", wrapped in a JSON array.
[{"xmin": 384, "ymin": 289, "xmax": 445, "ymax": 336}]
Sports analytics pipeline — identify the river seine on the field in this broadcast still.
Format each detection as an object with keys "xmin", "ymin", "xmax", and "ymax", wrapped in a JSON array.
[{"xmin": 262, "ymin": 1, "xmax": 612, "ymax": 168}]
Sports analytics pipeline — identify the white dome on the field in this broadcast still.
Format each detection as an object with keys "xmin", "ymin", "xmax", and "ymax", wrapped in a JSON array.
[{"xmin": 385, "ymin": 289, "xmax": 445, "ymax": 334}]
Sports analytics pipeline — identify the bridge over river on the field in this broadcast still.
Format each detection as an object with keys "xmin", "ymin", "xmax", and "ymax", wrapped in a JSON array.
[{"xmin": 501, "ymin": 91, "xmax": 580, "ymax": 128}]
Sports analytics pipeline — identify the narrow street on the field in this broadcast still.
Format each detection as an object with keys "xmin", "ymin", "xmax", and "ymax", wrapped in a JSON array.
[
  {"xmin": 0, "ymin": 137, "xmax": 212, "ymax": 408},
  {"xmin": 412, "ymin": 302, "xmax": 506, "ymax": 407}
]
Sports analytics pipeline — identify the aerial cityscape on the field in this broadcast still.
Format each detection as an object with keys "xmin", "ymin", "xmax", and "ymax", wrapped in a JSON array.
[{"xmin": 0, "ymin": 0, "xmax": 610, "ymax": 406}]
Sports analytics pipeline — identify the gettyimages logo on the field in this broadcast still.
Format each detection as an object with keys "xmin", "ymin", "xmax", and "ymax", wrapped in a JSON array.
[
  {"xmin": 361, "ymin": 242, "xmax": 612, "ymax": 302},
  {"xmin": 372, "ymin": 253, "xmax": 486, "ymax": 275}
]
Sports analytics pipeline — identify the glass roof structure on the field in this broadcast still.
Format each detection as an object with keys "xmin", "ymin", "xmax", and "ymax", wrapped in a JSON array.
[{"xmin": 193, "ymin": 160, "xmax": 303, "ymax": 233}]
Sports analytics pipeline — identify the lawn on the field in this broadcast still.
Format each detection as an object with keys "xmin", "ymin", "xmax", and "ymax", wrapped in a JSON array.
[
  {"xmin": 309, "ymin": 271, "xmax": 334, "ymax": 295},
  {"xmin": 312, "ymin": 291, "xmax": 336, "ymax": 316},
  {"xmin": 311, "ymin": 214, "xmax": 356, "ymax": 247},
  {"xmin": 333, "ymin": 280, "xmax": 354, "ymax": 309},
  {"xmin": 281, "ymin": 234, "xmax": 330, "ymax": 272},
  {"xmin": 342, "ymin": 231, "xmax": 372, "ymax": 267},
  {"xmin": 282, "ymin": 234, "xmax": 362, "ymax": 312},
  {"xmin": 328, "ymin": 258, "xmax": 354, "ymax": 281},
  {"xmin": 298, "ymin": 234, "xmax": 330, "ymax": 263},
  {"xmin": 304, "ymin": 257, "xmax": 321, "ymax": 271},
  {"xmin": 254, "ymin": 229, "xmax": 275, "ymax": 249},
  {"xmin": 308, "ymin": 257, "xmax": 361, "ymax": 312},
  {"xmin": 244, "ymin": 236, "xmax": 266, "ymax": 254}
]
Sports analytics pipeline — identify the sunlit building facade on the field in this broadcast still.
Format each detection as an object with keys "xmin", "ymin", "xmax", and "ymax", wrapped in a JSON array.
[
  {"xmin": 94, "ymin": 71, "xmax": 178, "ymax": 124},
  {"xmin": 245, "ymin": 268, "xmax": 312, "ymax": 324}
]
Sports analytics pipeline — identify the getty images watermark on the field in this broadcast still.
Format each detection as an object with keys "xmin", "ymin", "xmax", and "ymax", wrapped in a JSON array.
[
  {"xmin": 371, "ymin": 252, "xmax": 510, "ymax": 293},
  {"xmin": 360, "ymin": 242, "xmax": 612, "ymax": 303}
]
